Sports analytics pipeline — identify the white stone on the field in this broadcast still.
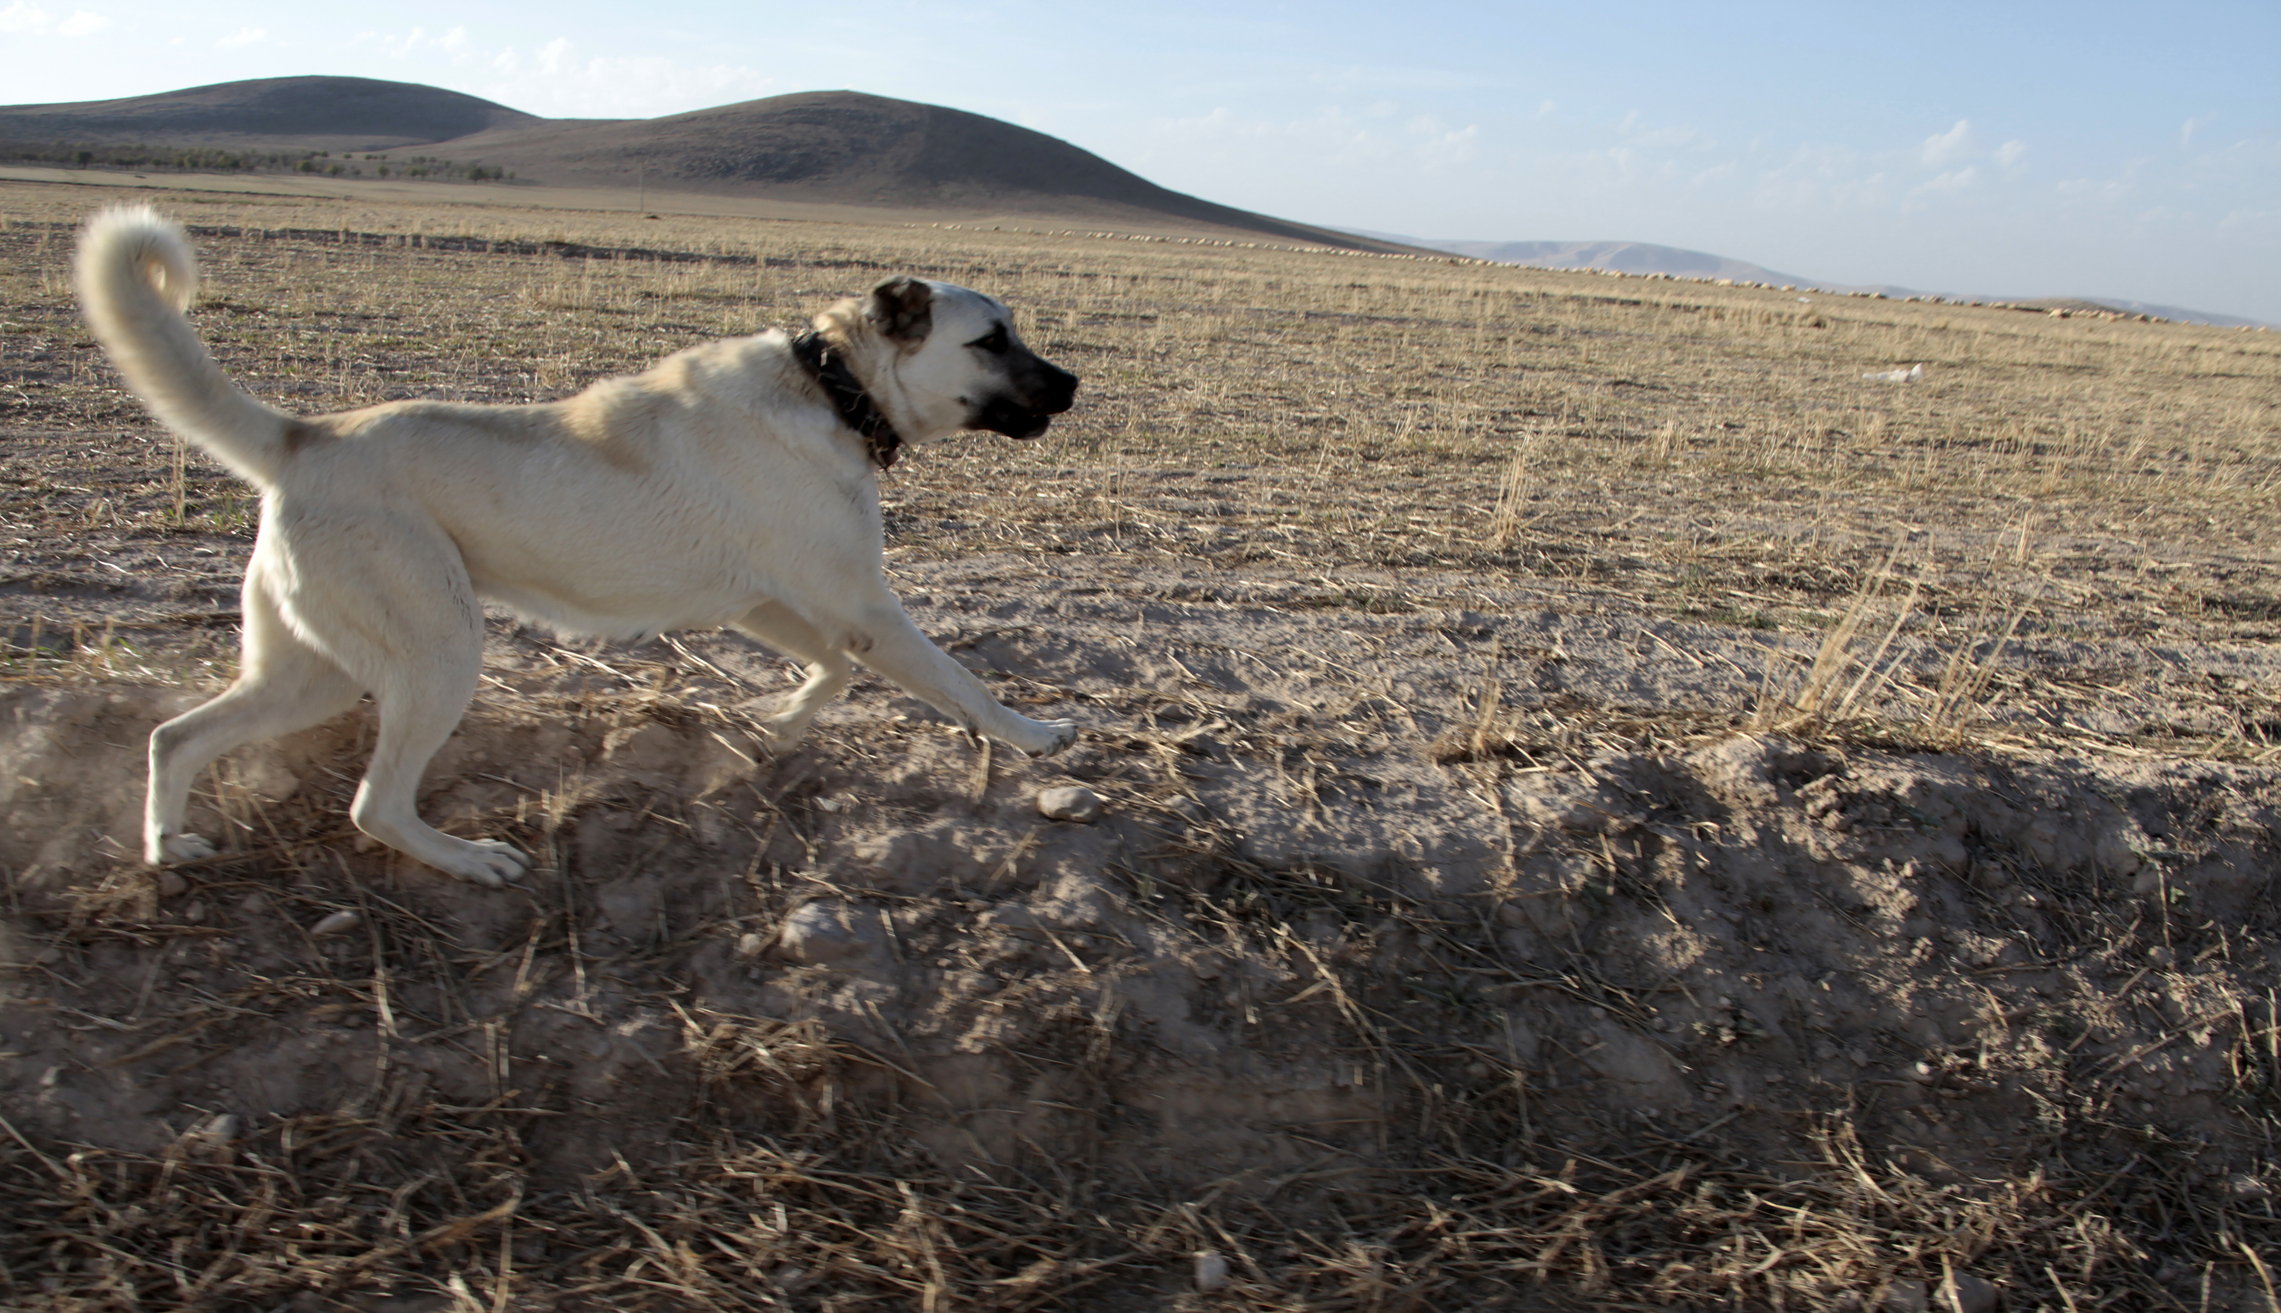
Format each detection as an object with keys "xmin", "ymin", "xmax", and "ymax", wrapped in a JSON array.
[
  {"xmin": 1194, "ymin": 1251, "xmax": 1230, "ymax": 1292},
  {"xmin": 1036, "ymin": 785, "xmax": 1103, "ymax": 824},
  {"xmin": 310, "ymin": 910, "xmax": 361, "ymax": 937},
  {"xmin": 776, "ymin": 902, "xmax": 883, "ymax": 966}
]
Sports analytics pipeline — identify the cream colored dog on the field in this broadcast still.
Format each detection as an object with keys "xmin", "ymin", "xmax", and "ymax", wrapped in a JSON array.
[{"xmin": 77, "ymin": 208, "xmax": 1080, "ymax": 886}]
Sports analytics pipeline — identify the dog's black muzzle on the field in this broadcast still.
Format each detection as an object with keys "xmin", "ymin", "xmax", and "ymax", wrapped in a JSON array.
[{"xmin": 971, "ymin": 356, "xmax": 1079, "ymax": 440}]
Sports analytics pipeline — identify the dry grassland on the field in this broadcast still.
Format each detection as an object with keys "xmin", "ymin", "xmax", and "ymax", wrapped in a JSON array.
[
  {"xmin": 2, "ymin": 180, "xmax": 2279, "ymax": 1311},
  {"xmin": 8, "ymin": 184, "xmax": 2281, "ymax": 743}
]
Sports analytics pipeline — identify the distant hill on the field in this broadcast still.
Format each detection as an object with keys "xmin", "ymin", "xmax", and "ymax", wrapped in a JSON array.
[
  {"xmin": 0, "ymin": 77, "xmax": 1415, "ymax": 252},
  {"xmin": 1372, "ymin": 236, "xmax": 1815, "ymax": 288},
  {"xmin": 1370, "ymin": 232, "xmax": 2270, "ymax": 328},
  {"xmin": 0, "ymin": 76, "xmax": 538, "ymax": 151},
  {"xmin": 2004, "ymin": 297, "xmax": 2268, "ymax": 329}
]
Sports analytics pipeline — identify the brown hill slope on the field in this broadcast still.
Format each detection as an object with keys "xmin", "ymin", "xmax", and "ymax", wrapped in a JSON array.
[
  {"xmin": 0, "ymin": 78, "xmax": 1410, "ymax": 250},
  {"xmin": 0, "ymin": 75, "xmax": 539, "ymax": 151},
  {"xmin": 447, "ymin": 90, "xmax": 1399, "ymax": 247}
]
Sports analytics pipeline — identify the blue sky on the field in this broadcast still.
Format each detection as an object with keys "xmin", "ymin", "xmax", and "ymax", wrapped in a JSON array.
[{"xmin": 4, "ymin": 0, "xmax": 2276, "ymax": 321}]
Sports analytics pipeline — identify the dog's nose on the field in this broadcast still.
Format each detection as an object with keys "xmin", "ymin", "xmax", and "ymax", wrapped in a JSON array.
[{"xmin": 1039, "ymin": 365, "xmax": 1078, "ymax": 413}]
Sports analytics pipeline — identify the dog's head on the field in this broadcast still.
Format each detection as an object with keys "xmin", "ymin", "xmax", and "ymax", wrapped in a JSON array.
[{"xmin": 818, "ymin": 277, "xmax": 1079, "ymax": 443}]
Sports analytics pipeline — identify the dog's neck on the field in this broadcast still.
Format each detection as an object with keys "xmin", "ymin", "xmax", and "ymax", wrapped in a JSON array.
[{"xmin": 789, "ymin": 330, "xmax": 902, "ymax": 470}]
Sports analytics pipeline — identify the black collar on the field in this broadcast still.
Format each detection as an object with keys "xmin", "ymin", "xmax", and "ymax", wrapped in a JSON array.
[{"xmin": 789, "ymin": 330, "xmax": 902, "ymax": 469}]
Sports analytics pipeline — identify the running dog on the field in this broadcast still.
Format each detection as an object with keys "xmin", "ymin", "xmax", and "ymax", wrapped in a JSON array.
[{"xmin": 77, "ymin": 207, "xmax": 1079, "ymax": 885}]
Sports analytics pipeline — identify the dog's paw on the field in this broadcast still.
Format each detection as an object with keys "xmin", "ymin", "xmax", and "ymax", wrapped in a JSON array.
[
  {"xmin": 755, "ymin": 716, "xmax": 812, "ymax": 754},
  {"xmin": 434, "ymin": 838, "xmax": 530, "ymax": 888},
  {"xmin": 149, "ymin": 831, "xmax": 218, "ymax": 864},
  {"xmin": 1011, "ymin": 717, "xmax": 1079, "ymax": 757}
]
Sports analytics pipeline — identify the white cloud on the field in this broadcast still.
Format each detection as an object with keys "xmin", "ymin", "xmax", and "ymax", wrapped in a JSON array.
[
  {"xmin": 358, "ymin": 25, "xmax": 476, "ymax": 62},
  {"xmin": 1535, "ymin": 99, "xmax": 1556, "ymax": 119},
  {"xmin": 216, "ymin": 25, "xmax": 265, "ymax": 49},
  {"xmin": 480, "ymin": 37, "xmax": 777, "ymax": 118},
  {"xmin": 0, "ymin": 2, "xmax": 104, "ymax": 35},
  {"xmin": 0, "ymin": 2, "xmax": 52, "ymax": 33},
  {"xmin": 1627, "ymin": 123, "xmax": 1707, "ymax": 150},
  {"xmin": 1920, "ymin": 119, "xmax": 1975, "ymax": 167},
  {"xmin": 1916, "ymin": 165, "xmax": 1978, "ymax": 194},
  {"xmin": 1408, "ymin": 114, "xmax": 1478, "ymax": 167},
  {"xmin": 2181, "ymin": 114, "xmax": 2216, "ymax": 149},
  {"xmin": 1995, "ymin": 139, "xmax": 2027, "ymax": 166},
  {"xmin": 1747, "ymin": 145, "xmax": 1896, "ymax": 213}
]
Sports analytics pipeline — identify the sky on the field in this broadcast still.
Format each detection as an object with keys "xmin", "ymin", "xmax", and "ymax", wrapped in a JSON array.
[{"xmin": 4, "ymin": 0, "xmax": 2277, "ymax": 322}]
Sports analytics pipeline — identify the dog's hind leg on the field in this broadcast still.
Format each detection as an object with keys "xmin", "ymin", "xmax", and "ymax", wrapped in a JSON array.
[
  {"xmin": 146, "ymin": 569, "xmax": 364, "ymax": 864},
  {"xmin": 343, "ymin": 613, "xmax": 528, "ymax": 888},
  {"xmin": 349, "ymin": 665, "xmax": 528, "ymax": 887},
  {"xmin": 731, "ymin": 600, "xmax": 853, "ymax": 750},
  {"xmin": 274, "ymin": 516, "xmax": 528, "ymax": 886}
]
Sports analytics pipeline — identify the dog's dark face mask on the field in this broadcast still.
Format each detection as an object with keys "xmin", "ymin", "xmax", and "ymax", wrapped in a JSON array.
[{"xmin": 960, "ymin": 319, "xmax": 1079, "ymax": 440}]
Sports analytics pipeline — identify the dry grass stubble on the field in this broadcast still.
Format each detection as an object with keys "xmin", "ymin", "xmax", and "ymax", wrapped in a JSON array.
[{"xmin": 1, "ymin": 181, "xmax": 2279, "ymax": 1309}]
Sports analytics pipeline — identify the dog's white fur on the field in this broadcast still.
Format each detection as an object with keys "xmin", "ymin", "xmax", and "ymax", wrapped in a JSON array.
[{"xmin": 77, "ymin": 207, "xmax": 1078, "ymax": 885}]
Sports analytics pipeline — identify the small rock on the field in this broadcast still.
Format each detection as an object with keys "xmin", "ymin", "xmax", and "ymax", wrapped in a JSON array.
[
  {"xmin": 1880, "ymin": 1279, "xmax": 1929, "ymax": 1313},
  {"xmin": 769, "ymin": 1265, "xmax": 814, "ymax": 1293},
  {"xmin": 2146, "ymin": 945, "xmax": 2175, "ymax": 967},
  {"xmin": 1940, "ymin": 1272, "xmax": 1997, "ymax": 1313},
  {"xmin": 776, "ymin": 902, "xmax": 883, "ymax": 967},
  {"xmin": 309, "ymin": 910, "xmax": 361, "ymax": 937},
  {"xmin": 1036, "ymin": 784, "xmax": 1103, "ymax": 824},
  {"xmin": 156, "ymin": 870, "xmax": 188, "ymax": 898},
  {"xmin": 1194, "ymin": 1251, "xmax": 1230, "ymax": 1293},
  {"xmin": 184, "ymin": 1112, "xmax": 239, "ymax": 1163},
  {"xmin": 735, "ymin": 931, "xmax": 769, "ymax": 959}
]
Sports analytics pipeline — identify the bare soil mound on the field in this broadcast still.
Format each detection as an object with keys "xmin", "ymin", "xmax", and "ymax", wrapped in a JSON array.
[
  {"xmin": 0, "ymin": 76, "xmax": 539, "ymax": 152},
  {"xmin": 2, "ymin": 557, "xmax": 2278, "ymax": 1309}
]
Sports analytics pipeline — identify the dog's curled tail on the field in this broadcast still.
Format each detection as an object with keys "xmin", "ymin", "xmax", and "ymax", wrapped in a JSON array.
[{"xmin": 75, "ymin": 207, "xmax": 293, "ymax": 485}]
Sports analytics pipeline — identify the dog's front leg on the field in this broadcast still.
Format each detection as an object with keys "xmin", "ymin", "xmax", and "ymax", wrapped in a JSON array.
[{"xmin": 839, "ymin": 599, "xmax": 1076, "ymax": 756}]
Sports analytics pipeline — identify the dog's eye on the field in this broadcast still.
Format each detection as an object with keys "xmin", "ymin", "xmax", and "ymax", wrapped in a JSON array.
[{"xmin": 967, "ymin": 325, "xmax": 1010, "ymax": 355}]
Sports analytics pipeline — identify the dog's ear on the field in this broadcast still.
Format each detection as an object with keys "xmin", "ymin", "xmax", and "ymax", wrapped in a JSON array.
[{"xmin": 866, "ymin": 277, "xmax": 934, "ymax": 344}]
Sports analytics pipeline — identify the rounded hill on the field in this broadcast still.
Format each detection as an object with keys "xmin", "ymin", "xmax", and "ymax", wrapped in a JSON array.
[
  {"xmin": 453, "ymin": 90, "xmax": 1392, "ymax": 247},
  {"xmin": 0, "ymin": 76, "xmax": 539, "ymax": 150},
  {"xmin": 0, "ymin": 79, "xmax": 1410, "ymax": 250},
  {"xmin": 468, "ymin": 92, "xmax": 1189, "ymax": 204}
]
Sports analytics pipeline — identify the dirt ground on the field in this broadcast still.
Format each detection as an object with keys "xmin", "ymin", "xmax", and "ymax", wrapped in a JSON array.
[{"xmin": 2, "ymin": 178, "xmax": 2278, "ymax": 1311}]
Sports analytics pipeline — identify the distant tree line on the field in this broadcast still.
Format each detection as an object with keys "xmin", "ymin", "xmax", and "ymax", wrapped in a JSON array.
[{"xmin": 0, "ymin": 140, "xmax": 512, "ymax": 182}]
